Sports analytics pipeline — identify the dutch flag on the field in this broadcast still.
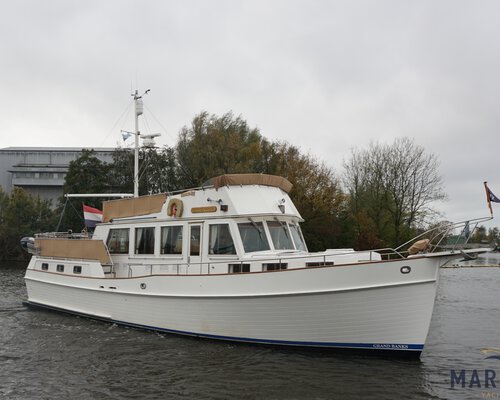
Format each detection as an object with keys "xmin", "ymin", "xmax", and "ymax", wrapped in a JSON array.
[{"xmin": 83, "ymin": 204, "xmax": 103, "ymax": 228}]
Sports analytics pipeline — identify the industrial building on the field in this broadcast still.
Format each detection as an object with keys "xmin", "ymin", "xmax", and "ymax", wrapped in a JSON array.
[{"xmin": 0, "ymin": 147, "xmax": 115, "ymax": 206}]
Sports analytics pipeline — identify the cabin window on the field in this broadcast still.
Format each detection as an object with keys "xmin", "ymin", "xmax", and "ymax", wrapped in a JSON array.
[
  {"xmin": 209, "ymin": 224, "xmax": 236, "ymax": 255},
  {"xmin": 237, "ymin": 222, "xmax": 270, "ymax": 253},
  {"xmin": 107, "ymin": 228, "xmax": 130, "ymax": 254},
  {"xmin": 262, "ymin": 263, "xmax": 287, "ymax": 271},
  {"xmin": 228, "ymin": 263, "xmax": 250, "ymax": 273},
  {"xmin": 190, "ymin": 225, "xmax": 201, "ymax": 256},
  {"xmin": 135, "ymin": 227, "xmax": 155, "ymax": 255},
  {"xmin": 73, "ymin": 265, "xmax": 82, "ymax": 274},
  {"xmin": 290, "ymin": 224, "xmax": 307, "ymax": 251},
  {"xmin": 41, "ymin": 263, "xmax": 49, "ymax": 271},
  {"xmin": 161, "ymin": 226, "xmax": 183, "ymax": 255},
  {"xmin": 56, "ymin": 264, "xmax": 64, "ymax": 272},
  {"xmin": 267, "ymin": 221, "xmax": 294, "ymax": 250}
]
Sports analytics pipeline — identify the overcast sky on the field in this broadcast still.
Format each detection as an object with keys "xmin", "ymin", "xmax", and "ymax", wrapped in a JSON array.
[{"xmin": 1, "ymin": 0, "xmax": 499, "ymax": 225}]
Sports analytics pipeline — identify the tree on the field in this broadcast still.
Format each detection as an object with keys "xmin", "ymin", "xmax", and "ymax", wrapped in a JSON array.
[
  {"xmin": 343, "ymin": 138, "xmax": 446, "ymax": 247},
  {"xmin": 257, "ymin": 140, "xmax": 349, "ymax": 251},
  {"xmin": 0, "ymin": 187, "xmax": 56, "ymax": 261},
  {"xmin": 110, "ymin": 146, "xmax": 181, "ymax": 195},
  {"xmin": 58, "ymin": 149, "xmax": 110, "ymax": 231},
  {"xmin": 176, "ymin": 111, "xmax": 263, "ymax": 186}
]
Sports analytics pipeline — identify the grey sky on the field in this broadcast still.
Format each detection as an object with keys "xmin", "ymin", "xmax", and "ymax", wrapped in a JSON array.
[{"xmin": 1, "ymin": 0, "xmax": 499, "ymax": 224}]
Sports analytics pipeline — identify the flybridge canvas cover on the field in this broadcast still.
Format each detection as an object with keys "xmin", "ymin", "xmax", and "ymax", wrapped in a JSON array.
[
  {"xmin": 36, "ymin": 239, "xmax": 112, "ymax": 265},
  {"xmin": 102, "ymin": 193, "xmax": 167, "ymax": 222},
  {"xmin": 206, "ymin": 174, "xmax": 293, "ymax": 193}
]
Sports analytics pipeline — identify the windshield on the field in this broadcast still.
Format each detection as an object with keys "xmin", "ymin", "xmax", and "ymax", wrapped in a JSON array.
[
  {"xmin": 238, "ymin": 222, "xmax": 270, "ymax": 252},
  {"xmin": 267, "ymin": 221, "xmax": 294, "ymax": 250},
  {"xmin": 289, "ymin": 223, "xmax": 307, "ymax": 251}
]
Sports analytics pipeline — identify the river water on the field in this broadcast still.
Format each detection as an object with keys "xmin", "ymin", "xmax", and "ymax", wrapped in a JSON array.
[{"xmin": 0, "ymin": 257, "xmax": 499, "ymax": 400}]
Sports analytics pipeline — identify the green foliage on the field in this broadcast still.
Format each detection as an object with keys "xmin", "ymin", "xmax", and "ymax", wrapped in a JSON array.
[
  {"xmin": 343, "ymin": 138, "xmax": 446, "ymax": 248},
  {"xmin": 470, "ymin": 225, "xmax": 499, "ymax": 244},
  {"xmin": 58, "ymin": 146, "xmax": 180, "ymax": 231},
  {"xmin": 58, "ymin": 149, "xmax": 110, "ymax": 231},
  {"xmin": 0, "ymin": 187, "xmax": 56, "ymax": 261},
  {"xmin": 256, "ymin": 140, "xmax": 350, "ymax": 251},
  {"xmin": 108, "ymin": 146, "xmax": 181, "ymax": 195},
  {"xmin": 176, "ymin": 111, "xmax": 263, "ymax": 186}
]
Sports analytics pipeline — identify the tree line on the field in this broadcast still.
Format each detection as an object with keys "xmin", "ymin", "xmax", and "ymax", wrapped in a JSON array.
[{"xmin": 2, "ymin": 110, "xmax": 491, "ymax": 261}]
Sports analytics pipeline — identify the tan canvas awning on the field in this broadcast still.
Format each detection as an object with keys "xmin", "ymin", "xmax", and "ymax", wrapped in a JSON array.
[
  {"xmin": 206, "ymin": 174, "xmax": 293, "ymax": 193},
  {"xmin": 102, "ymin": 193, "xmax": 167, "ymax": 222},
  {"xmin": 36, "ymin": 239, "xmax": 112, "ymax": 265}
]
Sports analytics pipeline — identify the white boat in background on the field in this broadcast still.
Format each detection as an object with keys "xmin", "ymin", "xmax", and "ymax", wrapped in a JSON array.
[
  {"xmin": 22, "ymin": 91, "xmax": 492, "ymax": 356},
  {"xmin": 23, "ymin": 172, "xmax": 491, "ymax": 356}
]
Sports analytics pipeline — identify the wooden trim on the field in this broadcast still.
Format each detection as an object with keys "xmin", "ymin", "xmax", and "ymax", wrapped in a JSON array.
[{"xmin": 191, "ymin": 206, "xmax": 217, "ymax": 213}]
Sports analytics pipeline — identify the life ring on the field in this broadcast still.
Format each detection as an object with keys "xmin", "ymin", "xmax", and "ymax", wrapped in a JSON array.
[{"xmin": 167, "ymin": 198, "xmax": 183, "ymax": 217}]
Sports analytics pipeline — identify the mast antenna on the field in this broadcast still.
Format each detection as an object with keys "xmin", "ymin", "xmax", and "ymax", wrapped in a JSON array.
[{"xmin": 131, "ymin": 89, "xmax": 150, "ymax": 197}]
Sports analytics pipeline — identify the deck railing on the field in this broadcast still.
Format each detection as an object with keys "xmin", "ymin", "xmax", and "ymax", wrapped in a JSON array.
[{"xmin": 32, "ymin": 217, "xmax": 493, "ymax": 277}]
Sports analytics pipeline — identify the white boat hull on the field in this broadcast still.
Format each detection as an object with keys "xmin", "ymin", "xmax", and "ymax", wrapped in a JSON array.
[{"xmin": 24, "ymin": 255, "xmax": 444, "ymax": 354}]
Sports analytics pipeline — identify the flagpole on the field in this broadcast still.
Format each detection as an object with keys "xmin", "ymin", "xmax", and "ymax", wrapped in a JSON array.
[{"xmin": 484, "ymin": 181, "xmax": 493, "ymax": 217}]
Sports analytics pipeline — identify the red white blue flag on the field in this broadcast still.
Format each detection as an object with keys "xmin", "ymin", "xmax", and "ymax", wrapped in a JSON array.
[
  {"xmin": 484, "ymin": 182, "xmax": 500, "ymax": 216},
  {"xmin": 83, "ymin": 204, "xmax": 103, "ymax": 228}
]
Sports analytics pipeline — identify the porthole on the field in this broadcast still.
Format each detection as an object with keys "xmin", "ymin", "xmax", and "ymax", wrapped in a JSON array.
[
  {"xmin": 140, "ymin": 283, "xmax": 147, "ymax": 290},
  {"xmin": 400, "ymin": 266, "xmax": 411, "ymax": 274}
]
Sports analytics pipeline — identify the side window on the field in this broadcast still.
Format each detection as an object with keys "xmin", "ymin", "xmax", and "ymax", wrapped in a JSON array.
[
  {"xmin": 135, "ymin": 227, "xmax": 155, "ymax": 255},
  {"xmin": 267, "ymin": 221, "xmax": 294, "ymax": 250},
  {"xmin": 290, "ymin": 223, "xmax": 307, "ymax": 251},
  {"xmin": 106, "ymin": 228, "xmax": 130, "ymax": 254},
  {"xmin": 237, "ymin": 222, "xmax": 270, "ymax": 253},
  {"xmin": 209, "ymin": 224, "xmax": 236, "ymax": 255},
  {"xmin": 161, "ymin": 226, "xmax": 183, "ymax": 255}
]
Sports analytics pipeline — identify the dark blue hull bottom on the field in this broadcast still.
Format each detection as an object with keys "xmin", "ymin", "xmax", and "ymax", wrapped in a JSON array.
[{"xmin": 23, "ymin": 300, "xmax": 423, "ymax": 358}]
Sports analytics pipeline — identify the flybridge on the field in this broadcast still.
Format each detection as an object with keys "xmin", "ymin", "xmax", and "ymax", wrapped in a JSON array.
[{"xmin": 100, "ymin": 174, "xmax": 301, "ymax": 222}]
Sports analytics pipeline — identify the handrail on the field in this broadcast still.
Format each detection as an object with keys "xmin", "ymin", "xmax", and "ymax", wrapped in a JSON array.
[{"xmin": 394, "ymin": 216, "xmax": 493, "ymax": 252}]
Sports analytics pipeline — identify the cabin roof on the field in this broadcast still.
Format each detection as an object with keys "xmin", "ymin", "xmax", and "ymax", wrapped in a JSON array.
[{"xmin": 204, "ymin": 174, "xmax": 293, "ymax": 193}]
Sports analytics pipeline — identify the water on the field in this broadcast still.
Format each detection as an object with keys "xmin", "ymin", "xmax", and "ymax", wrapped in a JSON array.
[{"xmin": 1, "ymin": 261, "xmax": 498, "ymax": 400}]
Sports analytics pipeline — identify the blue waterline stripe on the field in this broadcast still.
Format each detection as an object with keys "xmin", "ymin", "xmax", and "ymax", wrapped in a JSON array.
[{"xmin": 24, "ymin": 301, "xmax": 424, "ymax": 351}]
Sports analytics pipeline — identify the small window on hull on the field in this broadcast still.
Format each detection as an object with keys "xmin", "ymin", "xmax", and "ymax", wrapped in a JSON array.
[
  {"xmin": 262, "ymin": 263, "xmax": 287, "ymax": 271},
  {"xmin": 73, "ymin": 266, "xmax": 82, "ymax": 274},
  {"xmin": 229, "ymin": 263, "xmax": 250, "ymax": 273},
  {"xmin": 56, "ymin": 264, "xmax": 64, "ymax": 272},
  {"xmin": 306, "ymin": 262, "xmax": 334, "ymax": 267},
  {"xmin": 41, "ymin": 263, "xmax": 49, "ymax": 271}
]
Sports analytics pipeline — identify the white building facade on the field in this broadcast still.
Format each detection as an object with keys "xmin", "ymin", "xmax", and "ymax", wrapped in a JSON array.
[{"xmin": 0, "ymin": 147, "xmax": 115, "ymax": 206}]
